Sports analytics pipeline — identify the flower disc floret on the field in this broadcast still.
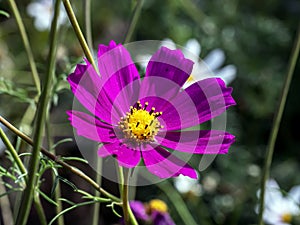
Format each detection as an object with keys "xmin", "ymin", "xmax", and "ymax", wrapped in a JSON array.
[
  {"xmin": 118, "ymin": 101, "xmax": 163, "ymax": 143},
  {"xmin": 281, "ymin": 213, "xmax": 292, "ymax": 223},
  {"xmin": 148, "ymin": 199, "xmax": 168, "ymax": 213}
]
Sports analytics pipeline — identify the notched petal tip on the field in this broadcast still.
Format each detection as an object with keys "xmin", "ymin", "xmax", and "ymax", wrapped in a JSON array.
[
  {"xmin": 142, "ymin": 146, "xmax": 198, "ymax": 179},
  {"xmin": 67, "ymin": 63, "xmax": 88, "ymax": 85},
  {"xmin": 98, "ymin": 40, "xmax": 121, "ymax": 58},
  {"xmin": 145, "ymin": 46, "xmax": 195, "ymax": 88}
]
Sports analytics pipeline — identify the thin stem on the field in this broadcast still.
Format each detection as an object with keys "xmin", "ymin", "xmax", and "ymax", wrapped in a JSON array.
[
  {"xmin": 62, "ymin": 0, "xmax": 97, "ymax": 70},
  {"xmin": 46, "ymin": 117, "xmax": 65, "ymax": 225},
  {"xmin": 0, "ymin": 105, "xmax": 48, "ymax": 225},
  {"xmin": 258, "ymin": 24, "xmax": 300, "ymax": 225},
  {"xmin": 92, "ymin": 157, "xmax": 102, "ymax": 225},
  {"xmin": 122, "ymin": 168, "xmax": 138, "ymax": 225},
  {"xmin": 116, "ymin": 161, "xmax": 124, "ymax": 195},
  {"xmin": 157, "ymin": 181, "xmax": 199, "ymax": 225},
  {"xmin": 7, "ymin": 0, "xmax": 41, "ymax": 95},
  {"xmin": 0, "ymin": 127, "xmax": 27, "ymax": 176},
  {"xmin": 0, "ymin": 176, "xmax": 14, "ymax": 225},
  {"xmin": 0, "ymin": 115, "xmax": 120, "ymax": 203},
  {"xmin": 124, "ymin": 0, "xmax": 144, "ymax": 43},
  {"xmin": 16, "ymin": 1, "xmax": 62, "ymax": 224},
  {"xmin": 82, "ymin": 2, "xmax": 101, "ymax": 223},
  {"xmin": 84, "ymin": 0, "xmax": 93, "ymax": 52},
  {"xmin": 33, "ymin": 195, "xmax": 47, "ymax": 225}
]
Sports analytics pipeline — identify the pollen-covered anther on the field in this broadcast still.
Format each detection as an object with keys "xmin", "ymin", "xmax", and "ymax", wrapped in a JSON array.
[{"xmin": 119, "ymin": 101, "xmax": 163, "ymax": 143}]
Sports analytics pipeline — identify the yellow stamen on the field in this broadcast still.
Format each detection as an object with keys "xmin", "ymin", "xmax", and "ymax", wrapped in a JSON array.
[
  {"xmin": 148, "ymin": 199, "xmax": 168, "ymax": 213},
  {"xmin": 187, "ymin": 74, "xmax": 195, "ymax": 82},
  {"xmin": 281, "ymin": 213, "xmax": 292, "ymax": 223},
  {"xmin": 119, "ymin": 101, "xmax": 162, "ymax": 143}
]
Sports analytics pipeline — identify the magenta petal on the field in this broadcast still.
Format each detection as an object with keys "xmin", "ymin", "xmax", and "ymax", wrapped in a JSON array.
[
  {"xmin": 160, "ymin": 78, "xmax": 235, "ymax": 130},
  {"xmin": 67, "ymin": 110, "xmax": 116, "ymax": 143},
  {"xmin": 142, "ymin": 146, "xmax": 197, "ymax": 179},
  {"xmin": 184, "ymin": 78, "xmax": 236, "ymax": 123},
  {"xmin": 97, "ymin": 141, "xmax": 141, "ymax": 168},
  {"xmin": 152, "ymin": 211, "xmax": 176, "ymax": 225},
  {"xmin": 156, "ymin": 130, "xmax": 235, "ymax": 154},
  {"xmin": 98, "ymin": 40, "xmax": 119, "ymax": 58},
  {"xmin": 97, "ymin": 40, "xmax": 140, "ymax": 82},
  {"xmin": 67, "ymin": 62, "xmax": 119, "ymax": 123},
  {"xmin": 145, "ymin": 47, "xmax": 194, "ymax": 88},
  {"xmin": 97, "ymin": 40, "xmax": 140, "ymax": 115},
  {"xmin": 129, "ymin": 201, "xmax": 149, "ymax": 221}
]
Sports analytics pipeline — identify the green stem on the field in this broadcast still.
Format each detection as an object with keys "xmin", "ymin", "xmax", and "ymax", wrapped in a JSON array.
[
  {"xmin": 124, "ymin": 0, "xmax": 144, "ymax": 43},
  {"xmin": 258, "ymin": 24, "xmax": 300, "ymax": 225},
  {"xmin": 117, "ymin": 162, "xmax": 124, "ymax": 195},
  {"xmin": 92, "ymin": 157, "xmax": 102, "ymax": 225},
  {"xmin": 0, "ymin": 127, "xmax": 27, "ymax": 177},
  {"xmin": 157, "ymin": 181, "xmax": 199, "ymax": 225},
  {"xmin": 7, "ymin": 0, "xmax": 41, "ymax": 95},
  {"xmin": 46, "ymin": 117, "xmax": 65, "ymax": 225},
  {"xmin": 0, "ymin": 115, "xmax": 120, "ymax": 203},
  {"xmin": 121, "ymin": 168, "xmax": 138, "ymax": 225},
  {"xmin": 62, "ymin": 0, "xmax": 97, "ymax": 70},
  {"xmin": 82, "ymin": 2, "xmax": 102, "ymax": 223},
  {"xmin": 15, "ymin": 0, "xmax": 61, "ymax": 224},
  {"xmin": 33, "ymin": 194, "xmax": 48, "ymax": 225},
  {"xmin": 0, "ymin": 175, "xmax": 14, "ymax": 225},
  {"xmin": 84, "ymin": 0, "xmax": 93, "ymax": 52},
  {"xmin": 0, "ymin": 105, "xmax": 48, "ymax": 225}
]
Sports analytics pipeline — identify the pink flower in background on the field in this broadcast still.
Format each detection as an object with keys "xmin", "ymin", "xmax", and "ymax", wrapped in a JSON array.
[
  {"xmin": 129, "ymin": 199, "xmax": 175, "ymax": 225},
  {"xmin": 67, "ymin": 40, "xmax": 235, "ymax": 179}
]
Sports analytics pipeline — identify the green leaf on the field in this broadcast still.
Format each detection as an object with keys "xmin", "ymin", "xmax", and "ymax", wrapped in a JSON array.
[
  {"xmin": 61, "ymin": 156, "xmax": 88, "ymax": 164},
  {"xmin": 0, "ymin": 10, "xmax": 10, "ymax": 18},
  {"xmin": 48, "ymin": 200, "xmax": 97, "ymax": 225},
  {"xmin": 38, "ymin": 189, "xmax": 59, "ymax": 206},
  {"xmin": 51, "ymin": 138, "xmax": 73, "ymax": 150},
  {"xmin": 0, "ymin": 188, "xmax": 22, "ymax": 198}
]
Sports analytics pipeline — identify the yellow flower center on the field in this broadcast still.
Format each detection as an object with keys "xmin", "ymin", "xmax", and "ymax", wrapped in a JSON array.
[
  {"xmin": 186, "ymin": 74, "xmax": 195, "ymax": 82},
  {"xmin": 118, "ymin": 101, "xmax": 163, "ymax": 143},
  {"xmin": 281, "ymin": 213, "xmax": 292, "ymax": 223},
  {"xmin": 148, "ymin": 199, "xmax": 168, "ymax": 213}
]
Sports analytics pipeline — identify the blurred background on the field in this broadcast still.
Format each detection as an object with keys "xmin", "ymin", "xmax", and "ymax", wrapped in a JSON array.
[{"xmin": 0, "ymin": 0, "xmax": 300, "ymax": 224}]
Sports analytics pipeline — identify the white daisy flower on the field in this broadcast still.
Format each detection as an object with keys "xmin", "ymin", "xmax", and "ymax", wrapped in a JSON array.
[
  {"xmin": 136, "ymin": 38, "xmax": 237, "ymax": 89},
  {"xmin": 174, "ymin": 174, "xmax": 202, "ymax": 196},
  {"xmin": 257, "ymin": 179, "xmax": 300, "ymax": 225},
  {"xmin": 27, "ymin": 0, "xmax": 69, "ymax": 31}
]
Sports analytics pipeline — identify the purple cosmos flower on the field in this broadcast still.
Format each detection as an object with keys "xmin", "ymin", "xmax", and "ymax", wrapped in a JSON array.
[
  {"xmin": 129, "ymin": 201, "xmax": 150, "ymax": 221},
  {"xmin": 67, "ymin": 40, "xmax": 235, "ymax": 179},
  {"xmin": 129, "ymin": 200, "xmax": 175, "ymax": 225}
]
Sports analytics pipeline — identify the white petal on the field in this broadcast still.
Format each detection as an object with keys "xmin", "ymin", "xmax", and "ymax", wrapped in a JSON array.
[
  {"xmin": 263, "ymin": 207, "xmax": 282, "ymax": 224},
  {"xmin": 185, "ymin": 39, "xmax": 201, "ymax": 56},
  {"xmin": 160, "ymin": 38, "xmax": 176, "ymax": 50},
  {"xmin": 203, "ymin": 48, "xmax": 225, "ymax": 71},
  {"xmin": 35, "ymin": 17, "xmax": 51, "ymax": 31},
  {"xmin": 289, "ymin": 185, "xmax": 300, "ymax": 204},
  {"xmin": 174, "ymin": 174, "xmax": 199, "ymax": 194},
  {"xmin": 182, "ymin": 80, "xmax": 193, "ymax": 89},
  {"xmin": 214, "ymin": 65, "xmax": 237, "ymax": 85},
  {"xmin": 27, "ymin": 3, "xmax": 45, "ymax": 17},
  {"xmin": 182, "ymin": 39, "xmax": 201, "ymax": 61},
  {"xmin": 136, "ymin": 54, "xmax": 152, "ymax": 70}
]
